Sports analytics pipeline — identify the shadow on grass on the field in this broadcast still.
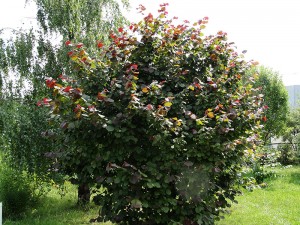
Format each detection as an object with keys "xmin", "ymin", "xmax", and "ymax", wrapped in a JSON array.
[{"xmin": 289, "ymin": 172, "xmax": 300, "ymax": 185}]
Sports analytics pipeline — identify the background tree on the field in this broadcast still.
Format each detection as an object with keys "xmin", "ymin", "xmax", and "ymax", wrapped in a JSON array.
[
  {"xmin": 281, "ymin": 108, "xmax": 300, "ymax": 164},
  {"xmin": 247, "ymin": 66, "xmax": 289, "ymax": 144},
  {"xmin": 0, "ymin": 0, "xmax": 129, "ymax": 202},
  {"xmin": 42, "ymin": 4, "xmax": 266, "ymax": 224}
]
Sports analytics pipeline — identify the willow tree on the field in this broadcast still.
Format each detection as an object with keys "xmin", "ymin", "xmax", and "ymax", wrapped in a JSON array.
[{"xmin": 0, "ymin": 0, "xmax": 129, "ymax": 202}]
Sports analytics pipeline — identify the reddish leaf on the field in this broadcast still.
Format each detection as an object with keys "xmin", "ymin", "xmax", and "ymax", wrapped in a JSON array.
[
  {"xmin": 65, "ymin": 40, "xmax": 71, "ymax": 46},
  {"xmin": 144, "ymin": 13, "xmax": 154, "ymax": 23},
  {"xmin": 159, "ymin": 3, "xmax": 169, "ymax": 7},
  {"xmin": 36, "ymin": 101, "xmax": 42, "ymax": 107},
  {"xmin": 43, "ymin": 98, "xmax": 51, "ymax": 105},
  {"xmin": 58, "ymin": 74, "xmax": 67, "ymax": 80},
  {"xmin": 88, "ymin": 105, "xmax": 96, "ymax": 112},
  {"xmin": 232, "ymin": 100, "xmax": 240, "ymax": 106},
  {"xmin": 74, "ymin": 104, "xmax": 82, "ymax": 113},
  {"xmin": 125, "ymin": 82, "xmax": 132, "ymax": 89},
  {"xmin": 76, "ymin": 43, "xmax": 84, "ymax": 48},
  {"xmin": 146, "ymin": 104, "xmax": 154, "ymax": 110},
  {"xmin": 46, "ymin": 78, "xmax": 56, "ymax": 88},
  {"xmin": 97, "ymin": 41, "xmax": 104, "ymax": 48},
  {"xmin": 194, "ymin": 83, "xmax": 201, "ymax": 89},
  {"xmin": 63, "ymin": 86, "xmax": 72, "ymax": 92},
  {"xmin": 130, "ymin": 64, "xmax": 138, "ymax": 70},
  {"xmin": 97, "ymin": 92, "xmax": 106, "ymax": 101},
  {"xmin": 110, "ymin": 32, "xmax": 117, "ymax": 39}
]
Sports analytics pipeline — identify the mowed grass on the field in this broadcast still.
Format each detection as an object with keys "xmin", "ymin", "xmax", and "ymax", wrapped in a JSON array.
[
  {"xmin": 217, "ymin": 166, "xmax": 300, "ymax": 225},
  {"xmin": 3, "ymin": 166, "xmax": 300, "ymax": 225}
]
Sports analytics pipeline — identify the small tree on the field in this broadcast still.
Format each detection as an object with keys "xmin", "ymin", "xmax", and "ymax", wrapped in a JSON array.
[
  {"xmin": 247, "ymin": 66, "xmax": 289, "ymax": 144},
  {"xmin": 43, "ymin": 4, "xmax": 265, "ymax": 224}
]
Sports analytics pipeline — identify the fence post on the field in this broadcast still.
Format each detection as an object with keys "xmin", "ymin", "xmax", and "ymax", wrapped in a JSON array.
[{"xmin": 0, "ymin": 202, "xmax": 2, "ymax": 225}]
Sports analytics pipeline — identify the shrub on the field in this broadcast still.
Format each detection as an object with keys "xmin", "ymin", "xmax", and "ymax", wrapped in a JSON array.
[
  {"xmin": 256, "ymin": 146, "xmax": 281, "ymax": 167},
  {"xmin": 42, "ymin": 4, "xmax": 265, "ymax": 224},
  {"xmin": 278, "ymin": 144, "xmax": 299, "ymax": 165},
  {"xmin": 0, "ymin": 164, "xmax": 38, "ymax": 219},
  {"xmin": 240, "ymin": 147, "xmax": 277, "ymax": 191}
]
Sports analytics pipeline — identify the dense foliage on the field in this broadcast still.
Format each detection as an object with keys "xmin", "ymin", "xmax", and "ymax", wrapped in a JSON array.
[
  {"xmin": 0, "ymin": 97, "xmax": 56, "ymax": 176},
  {"xmin": 42, "ymin": 4, "xmax": 266, "ymax": 224},
  {"xmin": 0, "ymin": 160, "xmax": 39, "ymax": 219}
]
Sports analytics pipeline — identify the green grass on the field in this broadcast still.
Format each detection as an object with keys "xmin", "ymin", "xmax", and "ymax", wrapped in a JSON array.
[
  {"xmin": 216, "ymin": 166, "xmax": 300, "ymax": 225},
  {"xmin": 3, "ymin": 166, "xmax": 300, "ymax": 225},
  {"xmin": 3, "ymin": 183, "xmax": 111, "ymax": 225}
]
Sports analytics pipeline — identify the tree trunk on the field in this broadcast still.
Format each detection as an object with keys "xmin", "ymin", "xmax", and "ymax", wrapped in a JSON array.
[{"xmin": 77, "ymin": 183, "xmax": 90, "ymax": 205}]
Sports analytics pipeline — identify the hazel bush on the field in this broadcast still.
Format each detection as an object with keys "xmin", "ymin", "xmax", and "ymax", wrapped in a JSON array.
[{"xmin": 42, "ymin": 4, "xmax": 265, "ymax": 224}]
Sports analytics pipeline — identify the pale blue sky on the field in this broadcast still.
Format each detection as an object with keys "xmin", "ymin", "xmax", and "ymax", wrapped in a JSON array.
[{"xmin": 1, "ymin": 0, "xmax": 299, "ymax": 85}]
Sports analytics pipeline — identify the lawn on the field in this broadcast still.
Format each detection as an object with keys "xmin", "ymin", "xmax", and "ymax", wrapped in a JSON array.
[
  {"xmin": 217, "ymin": 166, "xmax": 300, "ymax": 225},
  {"xmin": 3, "ymin": 184, "xmax": 110, "ymax": 225},
  {"xmin": 3, "ymin": 166, "xmax": 300, "ymax": 225}
]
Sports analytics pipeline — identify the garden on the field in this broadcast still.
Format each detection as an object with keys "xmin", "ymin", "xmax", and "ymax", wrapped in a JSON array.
[{"xmin": 0, "ymin": 1, "xmax": 299, "ymax": 224}]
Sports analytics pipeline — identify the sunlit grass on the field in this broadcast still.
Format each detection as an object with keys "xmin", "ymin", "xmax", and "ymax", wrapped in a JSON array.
[
  {"xmin": 217, "ymin": 166, "xmax": 300, "ymax": 225},
  {"xmin": 2, "ymin": 166, "xmax": 300, "ymax": 225},
  {"xmin": 3, "ymin": 183, "xmax": 111, "ymax": 225}
]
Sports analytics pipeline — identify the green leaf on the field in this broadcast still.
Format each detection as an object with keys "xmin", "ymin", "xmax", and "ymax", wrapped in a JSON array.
[
  {"xmin": 131, "ymin": 199, "xmax": 142, "ymax": 209},
  {"xmin": 106, "ymin": 125, "xmax": 114, "ymax": 132},
  {"xmin": 143, "ymin": 201, "xmax": 149, "ymax": 208},
  {"xmin": 162, "ymin": 207, "xmax": 169, "ymax": 213},
  {"xmin": 196, "ymin": 119, "xmax": 204, "ymax": 126},
  {"xmin": 114, "ymin": 177, "xmax": 121, "ymax": 184},
  {"xmin": 68, "ymin": 122, "xmax": 75, "ymax": 129},
  {"xmin": 146, "ymin": 182, "xmax": 154, "ymax": 188}
]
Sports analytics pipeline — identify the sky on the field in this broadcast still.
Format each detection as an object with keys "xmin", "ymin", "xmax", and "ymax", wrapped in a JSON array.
[{"xmin": 0, "ymin": 0, "xmax": 299, "ymax": 86}]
